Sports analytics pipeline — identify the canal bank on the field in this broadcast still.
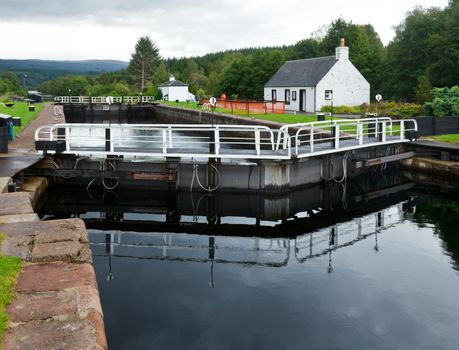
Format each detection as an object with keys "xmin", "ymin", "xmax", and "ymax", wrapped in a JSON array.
[
  {"xmin": 0, "ymin": 106, "xmax": 107, "ymax": 349},
  {"xmin": 0, "ymin": 179, "xmax": 107, "ymax": 349}
]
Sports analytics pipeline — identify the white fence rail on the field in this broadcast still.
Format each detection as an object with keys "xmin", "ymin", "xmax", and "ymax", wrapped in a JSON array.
[
  {"xmin": 35, "ymin": 118, "xmax": 417, "ymax": 160},
  {"xmin": 54, "ymin": 96, "xmax": 155, "ymax": 104},
  {"xmin": 35, "ymin": 123, "xmax": 291, "ymax": 160}
]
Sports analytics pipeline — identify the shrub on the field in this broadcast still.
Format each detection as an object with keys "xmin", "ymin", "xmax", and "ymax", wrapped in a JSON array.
[{"xmin": 424, "ymin": 86, "xmax": 459, "ymax": 116}]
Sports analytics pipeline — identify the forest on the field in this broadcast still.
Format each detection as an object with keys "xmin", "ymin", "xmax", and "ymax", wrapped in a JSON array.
[{"xmin": 3, "ymin": 0, "xmax": 458, "ymax": 106}]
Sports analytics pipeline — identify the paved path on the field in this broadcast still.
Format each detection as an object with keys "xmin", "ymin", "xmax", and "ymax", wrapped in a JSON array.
[{"xmin": 8, "ymin": 104, "xmax": 61, "ymax": 155}]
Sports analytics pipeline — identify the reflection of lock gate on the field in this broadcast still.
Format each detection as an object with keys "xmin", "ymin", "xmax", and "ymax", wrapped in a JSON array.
[{"xmin": 91, "ymin": 200, "xmax": 412, "ymax": 268}]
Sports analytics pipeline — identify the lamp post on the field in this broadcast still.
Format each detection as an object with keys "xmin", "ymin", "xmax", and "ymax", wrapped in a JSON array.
[
  {"xmin": 23, "ymin": 74, "xmax": 27, "ymax": 89},
  {"xmin": 68, "ymin": 89, "xmax": 71, "ymax": 104}
]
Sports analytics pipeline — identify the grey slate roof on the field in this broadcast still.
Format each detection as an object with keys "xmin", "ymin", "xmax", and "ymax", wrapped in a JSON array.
[
  {"xmin": 159, "ymin": 79, "xmax": 188, "ymax": 87},
  {"xmin": 265, "ymin": 56, "xmax": 337, "ymax": 87}
]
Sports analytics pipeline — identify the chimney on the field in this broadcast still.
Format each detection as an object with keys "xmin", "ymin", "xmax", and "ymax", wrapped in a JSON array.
[
  {"xmin": 169, "ymin": 75, "xmax": 175, "ymax": 82},
  {"xmin": 335, "ymin": 38, "xmax": 349, "ymax": 60}
]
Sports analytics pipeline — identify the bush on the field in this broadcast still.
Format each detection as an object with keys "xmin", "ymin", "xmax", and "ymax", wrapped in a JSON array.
[
  {"xmin": 321, "ymin": 102, "xmax": 422, "ymax": 118},
  {"xmin": 423, "ymin": 86, "xmax": 459, "ymax": 117}
]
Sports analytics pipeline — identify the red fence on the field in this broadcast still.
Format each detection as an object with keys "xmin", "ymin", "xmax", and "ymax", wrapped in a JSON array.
[{"xmin": 202, "ymin": 99, "xmax": 285, "ymax": 115}]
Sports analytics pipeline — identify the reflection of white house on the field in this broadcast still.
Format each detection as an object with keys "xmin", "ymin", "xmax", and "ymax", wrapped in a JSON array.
[
  {"xmin": 158, "ymin": 76, "xmax": 195, "ymax": 102},
  {"xmin": 264, "ymin": 39, "xmax": 370, "ymax": 113}
]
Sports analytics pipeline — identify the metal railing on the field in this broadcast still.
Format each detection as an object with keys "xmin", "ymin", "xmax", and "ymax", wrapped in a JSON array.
[
  {"xmin": 54, "ymin": 96, "xmax": 155, "ymax": 104},
  {"xmin": 276, "ymin": 118, "xmax": 417, "ymax": 158},
  {"xmin": 35, "ymin": 123, "xmax": 291, "ymax": 160},
  {"xmin": 35, "ymin": 118, "xmax": 417, "ymax": 160}
]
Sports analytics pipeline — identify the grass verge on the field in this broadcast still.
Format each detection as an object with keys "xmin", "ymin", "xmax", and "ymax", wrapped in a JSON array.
[
  {"xmin": 422, "ymin": 134, "xmax": 459, "ymax": 144},
  {"xmin": 0, "ymin": 232, "xmax": 21, "ymax": 345},
  {"xmin": 159, "ymin": 100, "xmax": 320, "ymax": 124},
  {"xmin": 0, "ymin": 102, "xmax": 43, "ymax": 137}
]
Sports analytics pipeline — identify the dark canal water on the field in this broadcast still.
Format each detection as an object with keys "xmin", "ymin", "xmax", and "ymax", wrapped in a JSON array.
[{"xmin": 41, "ymin": 178, "xmax": 459, "ymax": 350}]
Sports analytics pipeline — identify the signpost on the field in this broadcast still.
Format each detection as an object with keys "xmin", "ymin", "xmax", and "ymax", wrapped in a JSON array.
[
  {"xmin": 375, "ymin": 94, "xmax": 382, "ymax": 116},
  {"xmin": 209, "ymin": 97, "xmax": 217, "ymax": 127}
]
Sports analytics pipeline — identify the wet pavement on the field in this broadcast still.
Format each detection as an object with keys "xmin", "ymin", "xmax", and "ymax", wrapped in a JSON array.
[{"xmin": 0, "ymin": 155, "xmax": 41, "ymax": 177}]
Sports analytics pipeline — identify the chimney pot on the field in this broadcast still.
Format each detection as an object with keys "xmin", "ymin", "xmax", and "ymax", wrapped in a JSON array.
[{"xmin": 340, "ymin": 38, "xmax": 345, "ymax": 47}]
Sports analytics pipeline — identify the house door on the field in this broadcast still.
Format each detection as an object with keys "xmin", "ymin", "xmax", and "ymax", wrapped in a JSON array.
[{"xmin": 299, "ymin": 89, "xmax": 306, "ymax": 111}]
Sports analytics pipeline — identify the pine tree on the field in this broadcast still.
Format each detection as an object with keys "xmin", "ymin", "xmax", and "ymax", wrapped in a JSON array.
[{"xmin": 128, "ymin": 36, "xmax": 160, "ymax": 92}]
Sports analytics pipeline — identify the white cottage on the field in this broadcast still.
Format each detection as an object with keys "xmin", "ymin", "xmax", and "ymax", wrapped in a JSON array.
[
  {"xmin": 264, "ymin": 39, "xmax": 370, "ymax": 113},
  {"xmin": 158, "ymin": 76, "xmax": 195, "ymax": 102}
]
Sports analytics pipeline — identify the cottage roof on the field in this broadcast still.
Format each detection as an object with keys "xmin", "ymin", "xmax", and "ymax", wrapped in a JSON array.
[
  {"xmin": 159, "ymin": 79, "xmax": 188, "ymax": 87},
  {"xmin": 265, "ymin": 56, "xmax": 337, "ymax": 88}
]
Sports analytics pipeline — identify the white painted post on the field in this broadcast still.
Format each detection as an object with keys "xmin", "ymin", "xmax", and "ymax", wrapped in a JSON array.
[
  {"xmin": 168, "ymin": 126, "xmax": 173, "ymax": 148},
  {"xmin": 162, "ymin": 129, "xmax": 167, "ymax": 154},
  {"xmin": 310, "ymin": 126, "xmax": 314, "ymax": 153},
  {"xmin": 358, "ymin": 123, "xmax": 363, "ymax": 145},
  {"xmin": 255, "ymin": 129, "xmax": 261, "ymax": 156},
  {"xmin": 214, "ymin": 127, "xmax": 220, "ymax": 155},
  {"xmin": 381, "ymin": 121, "xmax": 386, "ymax": 142},
  {"xmin": 400, "ymin": 121, "xmax": 405, "ymax": 140},
  {"xmin": 110, "ymin": 126, "xmax": 114, "ymax": 153},
  {"xmin": 334, "ymin": 125, "xmax": 340, "ymax": 149},
  {"xmin": 65, "ymin": 127, "xmax": 70, "ymax": 151}
]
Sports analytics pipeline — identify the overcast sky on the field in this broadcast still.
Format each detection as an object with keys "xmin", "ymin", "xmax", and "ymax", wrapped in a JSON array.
[{"xmin": 0, "ymin": 0, "xmax": 450, "ymax": 61}]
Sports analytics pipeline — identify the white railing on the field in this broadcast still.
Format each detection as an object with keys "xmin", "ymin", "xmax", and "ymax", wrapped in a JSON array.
[
  {"xmin": 35, "ymin": 119, "xmax": 417, "ymax": 160},
  {"xmin": 276, "ymin": 118, "xmax": 416, "ymax": 158},
  {"xmin": 35, "ymin": 123, "xmax": 291, "ymax": 160},
  {"xmin": 53, "ymin": 96, "xmax": 155, "ymax": 104}
]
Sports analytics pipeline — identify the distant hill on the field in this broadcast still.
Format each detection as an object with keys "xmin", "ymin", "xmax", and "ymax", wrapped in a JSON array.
[{"xmin": 0, "ymin": 59, "xmax": 128, "ymax": 87}]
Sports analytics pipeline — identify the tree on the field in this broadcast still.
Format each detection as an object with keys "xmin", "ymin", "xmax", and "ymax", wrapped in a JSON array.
[
  {"xmin": 318, "ymin": 19, "xmax": 384, "ymax": 94},
  {"xmin": 1, "ymin": 71, "xmax": 20, "ymax": 92},
  {"xmin": 128, "ymin": 36, "xmax": 160, "ymax": 92}
]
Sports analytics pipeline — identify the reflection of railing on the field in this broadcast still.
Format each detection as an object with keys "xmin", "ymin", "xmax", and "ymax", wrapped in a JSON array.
[
  {"xmin": 91, "ymin": 233, "xmax": 291, "ymax": 267},
  {"xmin": 91, "ymin": 200, "xmax": 415, "ymax": 271},
  {"xmin": 54, "ymin": 96, "xmax": 155, "ymax": 104},
  {"xmin": 294, "ymin": 201, "xmax": 410, "ymax": 263}
]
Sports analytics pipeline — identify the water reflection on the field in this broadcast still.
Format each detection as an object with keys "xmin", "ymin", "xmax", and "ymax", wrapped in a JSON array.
[{"xmin": 38, "ymin": 173, "xmax": 459, "ymax": 350}]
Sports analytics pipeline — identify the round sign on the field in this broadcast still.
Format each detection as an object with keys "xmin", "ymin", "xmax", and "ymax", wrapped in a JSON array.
[
  {"xmin": 209, "ymin": 97, "xmax": 217, "ymax": 106},
  {"xmin": 375, "ymin": 94, "xmax": 382, "ymax": 102},
  {"xmin": 106, "ymin": 96, "xmax": 114, "ymax": 105}
]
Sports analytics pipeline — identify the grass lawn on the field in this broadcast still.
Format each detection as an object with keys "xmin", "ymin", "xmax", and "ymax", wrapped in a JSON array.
[
  {"xmin": 0, "ymin": 233, "xmax": 21, "ymax": 345},
  {"xmin": 422, "ymin": 134, "xmax": 459, "ymax": 144},
  {"xmin": 0, "ymin": 102, "xmax": 43, "ymax": 137},
  {"xmin": 160, "ymin": 100, "xmax": 320, "ymax": 124}
]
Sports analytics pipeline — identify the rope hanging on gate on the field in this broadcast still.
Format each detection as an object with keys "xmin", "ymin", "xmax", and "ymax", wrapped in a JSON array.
[{"xmin": 190, "ymin": 162, "xmax": 220, "ymax": 192}]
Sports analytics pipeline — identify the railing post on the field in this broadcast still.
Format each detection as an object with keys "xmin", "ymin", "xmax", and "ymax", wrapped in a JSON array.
[
  {"xmin": 381, "ymin": 121, "xmax": 386, "ymax": 142},
  {"xmin": 168, "ymin": 126, "xmax": 173, "ymax": 148},
  {"xmin": 255, "ymin": 129, "xmax": 261, "ymax": 156},
  {"xmin": 358, "ymin": 123, "xmax": 363, "ymax": 145},
  {"xmin": 309, "ymin": 125, "xmax": 314, "ymax": 153},
  {"xmin": 334, "ymin": 125, "xmax": 340, "ymax": 149},
  {"xmin": 162, "ymin": 129, "xmax": 167, "ymax": 154},
  {"xmin": 214, "ymin": 127, "xmax": 220, "ymax": 155},
  {"xmin": 400, "ymin": 121, "xmax": 405, "ymax": 140}
]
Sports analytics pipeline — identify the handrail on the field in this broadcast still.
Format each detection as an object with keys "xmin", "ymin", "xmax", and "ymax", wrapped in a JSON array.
[
  {"xmin": 35, "ymin": 119, "xmax": 416, "ymax": 160},
  {"xmin": 53, "ymin": 96, "xmax": 156, "ymax": 104}
]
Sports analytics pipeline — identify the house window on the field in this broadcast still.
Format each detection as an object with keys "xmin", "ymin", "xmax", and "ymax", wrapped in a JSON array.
[
  {"xmin": 292, "ymin": 91, "xmax": 297, "ymax": 101},
  {"xmin": 271, "ymin": 89, "xmax": 277, "ymax": 101},
  {"xmin": 285, "ymin": 89, "xmax": 290, "ymax": 104},
  {"xmin": 325, "ymin": 90, "xmax": 333, "ymax": 100}
]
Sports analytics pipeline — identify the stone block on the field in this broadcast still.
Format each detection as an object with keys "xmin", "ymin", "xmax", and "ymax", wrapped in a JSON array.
[
  {"xmin": 7, "ymin": 290, "xmax": 78, "ymax": 323},
  {"xmin": 0, "ymin": 192, "xmax": 34, "ymax": 216},
  {"xmin": 0, "ymin": 176, "xmax": 10, "ymax": 193},
  {"xmin": 16, "ymin": 263, "xmax": 98, "ymax": 293},
  {"xmin": 3, "ymin": 311, "xmax": 107, "ymax": 350}
]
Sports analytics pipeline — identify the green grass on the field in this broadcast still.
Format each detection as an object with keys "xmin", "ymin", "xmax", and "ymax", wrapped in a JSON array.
[
  {"xmin": 423, "ymin": 134, "xmax": 459, "ymax": 144},
  {"xmin": 0, "ymin": 102, "xmax": 43, "ymax": 137},
  {"xmin": 0, "ymin": 233, "xmax": 21, "ymax": 345},
  {"xmin": 159, "ymin": 100, "xmax": 320, "ymax": 123}
]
